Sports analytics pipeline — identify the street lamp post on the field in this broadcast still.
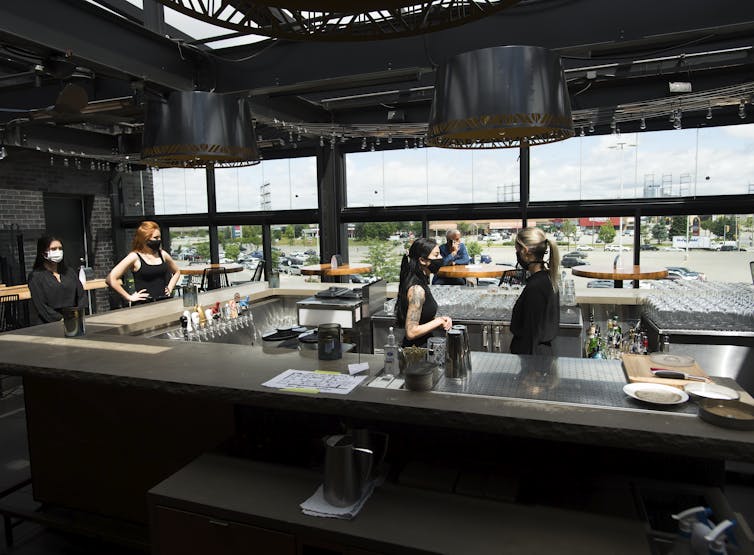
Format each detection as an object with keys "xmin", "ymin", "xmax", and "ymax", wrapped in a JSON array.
[{"xmin": 609, "ymin": 139, "xmax": 637, "ymax": 264}]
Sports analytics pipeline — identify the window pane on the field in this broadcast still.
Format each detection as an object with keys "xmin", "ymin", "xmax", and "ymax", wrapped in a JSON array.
[
  {"xmin": 167, "ymin": 226, "xmax": 210, "ymax": 264},
  {"xmin": 272, "ymin": 223, "xmax": 320, "ymax": 286},
  {"xmin": 346, "ymin": 221, "xmax": 422, "ymax": 283},
  {"xmin": 428, "ymin": 220, "xmax": 519, "ymax": 268},
  {"xmin": 216, "ymin": 157, "xmax": 317, "ymax": 212},
  {"xmin": 152, "ymin": 168, "xmax": 208, "ymax": 214}
]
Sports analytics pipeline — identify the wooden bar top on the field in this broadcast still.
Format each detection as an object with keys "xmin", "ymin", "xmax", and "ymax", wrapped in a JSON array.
[{"xmin": 0, "ymin": 279, "xmax": 108, "ymax": 301}]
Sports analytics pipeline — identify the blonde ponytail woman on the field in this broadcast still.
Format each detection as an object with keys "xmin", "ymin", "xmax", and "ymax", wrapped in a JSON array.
[{"xmin": 510, "ymin": 227, "xmax": 560, "ymax": 355}]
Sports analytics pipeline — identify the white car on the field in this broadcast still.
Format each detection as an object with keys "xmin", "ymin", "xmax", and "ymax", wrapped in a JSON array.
[
  {"xmin": 576, "ymin": 245, "xmax": 594, "ymax": 251},
  {"xmin": 662, "ymin": 246, "xmax": 684, "ymax": 252},
  {"xmin": 604, "ymin": 244, "xmax": 631, "ymax": 251}
]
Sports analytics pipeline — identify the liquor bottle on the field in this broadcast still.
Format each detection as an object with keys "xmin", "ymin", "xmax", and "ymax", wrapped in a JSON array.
[{"xmin": 384, "ymin": 327, "xmax": 400, "ymax": 375}]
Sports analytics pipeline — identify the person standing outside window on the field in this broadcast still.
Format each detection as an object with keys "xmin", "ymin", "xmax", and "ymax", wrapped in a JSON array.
[
  {"xmin": 107, "ymin": 221, "xmax": 180, "ymax": 304},
  {"xmin": 27, "ymin": 236, "xmax": 87, "ymax": 324},
  {"xmin": 432, "ymin": 229, "xmax": 470, "ymax": 286},
  {"xmin": 509, "ymin": 227, "xmax": 560, "ymax": 356}
]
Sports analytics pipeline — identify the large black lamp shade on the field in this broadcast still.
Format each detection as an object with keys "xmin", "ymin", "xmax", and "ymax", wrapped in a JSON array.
[
  {"xmin": 142, "ymin": 91, "xmax": 259, "ymax": 167},
  {"xmin": 427, "ymin": 45, "xmax": 574, "ymax": 148}
]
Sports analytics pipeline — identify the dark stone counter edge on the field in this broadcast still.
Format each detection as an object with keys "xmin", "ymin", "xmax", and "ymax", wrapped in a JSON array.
[{"xmin": 3, "ymin": 360, "xmax": 753, "ymax": 463}]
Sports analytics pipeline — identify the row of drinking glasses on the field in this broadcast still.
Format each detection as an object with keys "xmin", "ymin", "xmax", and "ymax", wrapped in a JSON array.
[{"xmin": 643, "ymin": 281, "xmax": 754, "ymax": 331}]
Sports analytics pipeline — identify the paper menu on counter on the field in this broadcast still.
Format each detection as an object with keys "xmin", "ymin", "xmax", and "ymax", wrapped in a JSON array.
[{"xmin": 262, "ymin": 369, "xmax": 366, "ymax": 395}]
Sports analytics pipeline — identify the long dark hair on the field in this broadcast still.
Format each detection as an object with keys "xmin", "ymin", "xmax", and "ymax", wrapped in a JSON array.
[
  {"xmin": 33, "ymin": 235, "xmax": 67, "ymax": 272},
  {"xmin": 395, "ymin": 237, "xmax": 436, "ymax": 327}
]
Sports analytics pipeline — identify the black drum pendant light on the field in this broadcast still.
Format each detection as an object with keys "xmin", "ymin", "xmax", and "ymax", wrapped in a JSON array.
[
  {"xmin": 427, "ymin": 45, "xmax": 574, "ymax": 148},
  {"xmin": 142, "ymin": 91, "xmax": 259, "ymax": 167}
]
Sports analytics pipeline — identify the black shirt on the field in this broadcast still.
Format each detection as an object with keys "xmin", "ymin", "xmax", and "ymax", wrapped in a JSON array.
[
  {"xmin": 27, "ymin": 267, "xmax": 86, "ymax": 324},
  {"xmin": 510, "ymin": 271, "xmax": 560, "ymax": 355},
  {"xmin": 133, "ymin": 252, "xmax": 169, "ymax": 301},
  {"xmin": 401, "ymin": 283, "xmax": 438, "ymax": 348}
]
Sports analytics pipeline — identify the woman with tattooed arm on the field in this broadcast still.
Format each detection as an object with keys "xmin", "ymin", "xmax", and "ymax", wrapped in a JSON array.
[{"xmin": 395, "ymin": 237, "xmax": 453, "ymax": 347}]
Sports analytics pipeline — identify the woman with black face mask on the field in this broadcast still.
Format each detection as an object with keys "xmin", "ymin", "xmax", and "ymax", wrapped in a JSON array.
[
  {"xmin": 107, "ymin": 220, "xmax": 180, "ymax": 305},
  {"xmin": 510, "ymin": 227, "xmax": 560, "ymax": 355},
  {"xmin": 395, "ymin": 237, "xmax": 453, "ymax": 347}
]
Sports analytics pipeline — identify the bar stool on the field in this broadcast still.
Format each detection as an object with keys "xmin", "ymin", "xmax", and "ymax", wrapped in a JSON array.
[{"xmin": 201, "ymin": 267, "xmax": 229, "ymax": 291}]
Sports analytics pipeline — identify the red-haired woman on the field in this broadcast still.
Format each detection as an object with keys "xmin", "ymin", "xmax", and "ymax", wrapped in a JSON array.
[{"xmin": 107, "ymin": 221, "xmax": 180, "ymax": 304}]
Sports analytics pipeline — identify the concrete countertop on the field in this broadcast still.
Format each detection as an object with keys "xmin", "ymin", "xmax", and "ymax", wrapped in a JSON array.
[{"xmin": 1, "ymin": 281, "xmax": 750, "ymax": 462}]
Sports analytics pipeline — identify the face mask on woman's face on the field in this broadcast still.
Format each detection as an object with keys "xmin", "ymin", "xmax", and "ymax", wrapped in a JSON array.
[
  {"xmin": 515, "ymin": 249, "xmax": 528, "ymax": 269},
  {"xmin": 146, "ymin": 239, "xmax": 161, "ymax": 250},
  {"xmin": 427, "ymin": 257, "xmax": 444, "ymax": 274},
  {"xmin": 46, "ymin": 250, "xmax": 64, "ymax": 263}
]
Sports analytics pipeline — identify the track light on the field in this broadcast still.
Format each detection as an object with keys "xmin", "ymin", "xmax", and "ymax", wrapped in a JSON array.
[
  {"xmin": 361, "ymin": 137, "xmax": 367, "ymax": 150},
  {"xmin": 588, "ymin": 122, "xmax": 594, "ymax": 133},
  {"xmin": 375, "ymin": 138, "xmax": 381, "ymax": 146},
  {"xmin": 739, "ymin": 100, "xmax": 746, "ymax": 119},
  {"xmin": 404, "ymin": 139, "xmax": 409, "ymax": 149},
  {"xmin": 319, "ymin": 136, "xmax": 324, "ymax": 147},
  {"xmin": 706, "ymin": 106, "xmax": 713, "ymax": 120},
  {"xmin": 370, "ymin": 143, "xmax": 375, "ymax": 152},
  {"xmin": 0, "ymin": 146, "xmax": 6, "ymax": 161},
  {"xmin": 640, "ymin": 117, "xmax": 646, "ymax": 130},
  {"xmin": 579, "ymin": 127, "xmax": 585, "ymax": 137}
]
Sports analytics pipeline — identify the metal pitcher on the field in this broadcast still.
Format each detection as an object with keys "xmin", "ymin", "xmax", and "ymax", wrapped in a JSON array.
[
  {"xmin": 323, "ymin": 434, "xmax": 374, "ymax": 507},
  {"xmin": 452, "ymin": 324, "xmax": 472, "ymax": 372},
  {"xmin": 445, "ymin": 329, "xmax": 467, "ymax": 379},
  {"xmin": 182, "ymin": 284, "xmax": 198, "ymax": 307},
  {"xmin": 61, "ymin": 307, "xmax": 85, "ymax": 337}
]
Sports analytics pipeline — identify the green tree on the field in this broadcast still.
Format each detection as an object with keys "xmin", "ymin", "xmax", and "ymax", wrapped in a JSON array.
[
  {"xmin": 363, "ymin": 241, "xmax": 401, "ymax": 283},
  {"xmin": 561, "ymin": 220, "xmax": 578, "ymax": 249},
  {"xmin": 457, "ymin": 222, "xmax": 472, "ymax": 236},
  {"xmin": 219, "ymin": 227, "xmax": 232, "ymax": 241},
  {"xmin": 704, "ymin": 215, "xmax": 737, "ymax": 240},
  {"xmin": 669, "ymin": 216, "xmax": 687, "ymax": 238},
  {"xmin": 466, "ymin": 240, "xmax": 482, "ymax": 262},
  {"xmin": 224, "ymin": 243, "xmax": 240, "ymax": 261},
  {"xmin": 651, "ymin": 223, "xmax": 669, "ymax": 243},
  {"xmin": 196, "ymin": 242, "xmax": 210, "ymax": 261},
  {"xmin": 283, "ymin": 225, "xmax": 295, "ymax": 241},
  {"xmin": 598, "ymin": 223, "xmax": 616, "ymax": 245}
]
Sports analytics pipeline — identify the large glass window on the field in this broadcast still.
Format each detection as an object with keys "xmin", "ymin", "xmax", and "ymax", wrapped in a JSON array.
[
  {"xmin": 428, "ymin": 220, "xmax": 520, "ymax": 268},
  {"xmin": 531, "ymin": 124, "xmax": 754, "ymax": 201},
  {"xmin": 215, "ymin": 157, "xmax": 317, "ymax": 212},
  {"xmin": 346, "ymin": 148, "xmax": 519, "ymax": 207},
  {"xmin": 346, "ymin": 221, "xmax": 422, "ymax": 283},
  {"xmin": 152, "ymin": 168, "xmax": 208, "ymax": 214}
]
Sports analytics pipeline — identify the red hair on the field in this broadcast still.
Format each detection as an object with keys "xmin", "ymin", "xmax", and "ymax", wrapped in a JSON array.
[{"xmin": 131, "ymin": 220, "xmax": 161, "ymax": 252}]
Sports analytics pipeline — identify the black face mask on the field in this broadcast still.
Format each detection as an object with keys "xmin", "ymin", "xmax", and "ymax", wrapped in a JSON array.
[
  {"xmin": 146, "ymin": 239, "xmax": 161, "ymax": 250},
  {"xmin": 427, "ymin": 257, "xmax": 444, "ymax": 274},
  {"xmin": 516, "ymin": 251, "xmax": 529, "ymax": 269}
]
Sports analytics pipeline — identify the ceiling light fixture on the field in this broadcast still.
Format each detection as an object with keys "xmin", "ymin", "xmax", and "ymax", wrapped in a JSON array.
[
  {"xmin": 706, "ymin": 106, "xmax": 713, "ymax": 120},
  {"xmin": 739, "ymin": 100, "xmax": 746, "ymax": 119},
  {"xmin": 427, "ymin": 45, "xmax": 573, "ymax": 149},
  {"xmin": 142, "ymin": 91, "xmax": 259, "ymax": 168},
  {"xmin": 640, "ymin": 117, "xmax": 646, "ymax": 130}
]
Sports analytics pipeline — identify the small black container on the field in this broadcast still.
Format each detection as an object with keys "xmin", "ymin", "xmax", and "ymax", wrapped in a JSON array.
[{"xmin": 317, "ymin": 323, "xmax": 342, "ymax": 360}]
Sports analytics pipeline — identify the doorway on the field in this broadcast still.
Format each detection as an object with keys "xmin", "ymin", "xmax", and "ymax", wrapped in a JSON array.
[{"xmin": 42, "ymin": 195, "xmax": 89, "ymax": 269}]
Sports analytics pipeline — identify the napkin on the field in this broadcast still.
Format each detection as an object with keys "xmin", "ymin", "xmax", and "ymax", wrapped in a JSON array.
[{"xmin": 300, "ymin": 479, "xmax": 379, "ymax": 520}]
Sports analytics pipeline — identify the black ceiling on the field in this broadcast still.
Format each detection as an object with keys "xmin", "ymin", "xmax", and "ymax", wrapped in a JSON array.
[{"xmin": 1, "ymin": 0, "xmax": 753, "ymax": 162}]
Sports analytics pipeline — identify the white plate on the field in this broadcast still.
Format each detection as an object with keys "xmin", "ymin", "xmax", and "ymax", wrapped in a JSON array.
[
  {"xmin": 684, "ymin": 382, "xmax": 740, "ymax": 401},
  {"xmin": 623, "ymin": 383, "xmax": 689, "ymax": 405},
  {"xmin": 649, "ymin": 353, "xmax": 696, "ymax": 367}
]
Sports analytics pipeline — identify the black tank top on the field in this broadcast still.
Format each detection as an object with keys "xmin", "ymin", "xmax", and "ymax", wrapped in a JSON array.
[
  {"xmin": 133, "ymin": 252, "xmax": 168, "ymax": 301},
  {"xmin": 401, "ymin": 283, "xmax": 438, "ymax": 348}
]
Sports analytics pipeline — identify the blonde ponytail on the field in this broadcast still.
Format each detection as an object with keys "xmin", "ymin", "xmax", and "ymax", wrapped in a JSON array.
[{"xmin": 547, "ymin": 238, "xmax": 560, "ymax": 291}]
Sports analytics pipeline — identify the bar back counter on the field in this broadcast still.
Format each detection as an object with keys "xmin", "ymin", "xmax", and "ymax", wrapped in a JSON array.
[{"xmin": 0, "ymin": 282, "xmax": 753, "ymax": 554}]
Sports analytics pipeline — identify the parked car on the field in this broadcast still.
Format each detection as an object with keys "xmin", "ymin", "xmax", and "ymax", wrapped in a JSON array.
[
  {"xmin": 662, "ymin": 246, "xmax": 684, "ymax": 252},
  {"xmin": 304, "ymin": 249, "xmax": 318, "ymax": 256},
  {"xmin": 561, "ymin": 256, "xmax": 586, "ymax": 268},
  {"xmin": 605, "ymin": 244, "xmax": 630, "ymax": 252},
  {"xmin": 488, "ymin": 233, "xmax": 502, "ymax": 242},
  {"xmin": 640, "ymin": 244, "xmax": 659, "ymax": 251},
  {"xmin": 576, "ymin": 245, "xmax": 594, "ymax": 252},
  {"xmin": 349, "ymin": 274, "xmax": 378, "ymax": 284},
  {"xmin": 719, "ymin": 245, "xmax": 747, "ymax": 251},
  {"xmin": 249, "ymin": 250, "xmax": 264, "ymax": 258},
  {"xmin": 564, "ymin": 251, "xmax": 587, "ymax": 259},
  {"xmin": 666, "ymin": 266, "xmax": 705, "ymax": 281},
  {"xmin": 587, "ymin": 279, "xmax": 616, "ymax": 288},
  {"xmin": 479, "ymin": 253, "xmax": 492, "ymax": 264}
]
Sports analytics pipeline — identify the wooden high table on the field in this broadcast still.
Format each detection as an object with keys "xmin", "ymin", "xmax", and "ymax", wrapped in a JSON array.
[
  {"xmin": 178, "ymin": 264, "xmax": 244, "ymax": 276},
  {"xmin": 300, "ymin": 263, "xmax": 372, "ymax": 277},
  {"xmin": 571, "ymin": 265, "xmax": 668, "ymax": 288},
  {"xmin": 0, "ymin": 279, "xmax": 109, "ymax": 301},
  {"xmin": 436, "ymin": 264, "xmax": 506, "ymax": 279}
]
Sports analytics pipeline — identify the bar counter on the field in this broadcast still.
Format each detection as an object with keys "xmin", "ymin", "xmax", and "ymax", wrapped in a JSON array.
[{"xmin": 1, "ymin": 282, "xmax": 752, "ymax": 552}]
